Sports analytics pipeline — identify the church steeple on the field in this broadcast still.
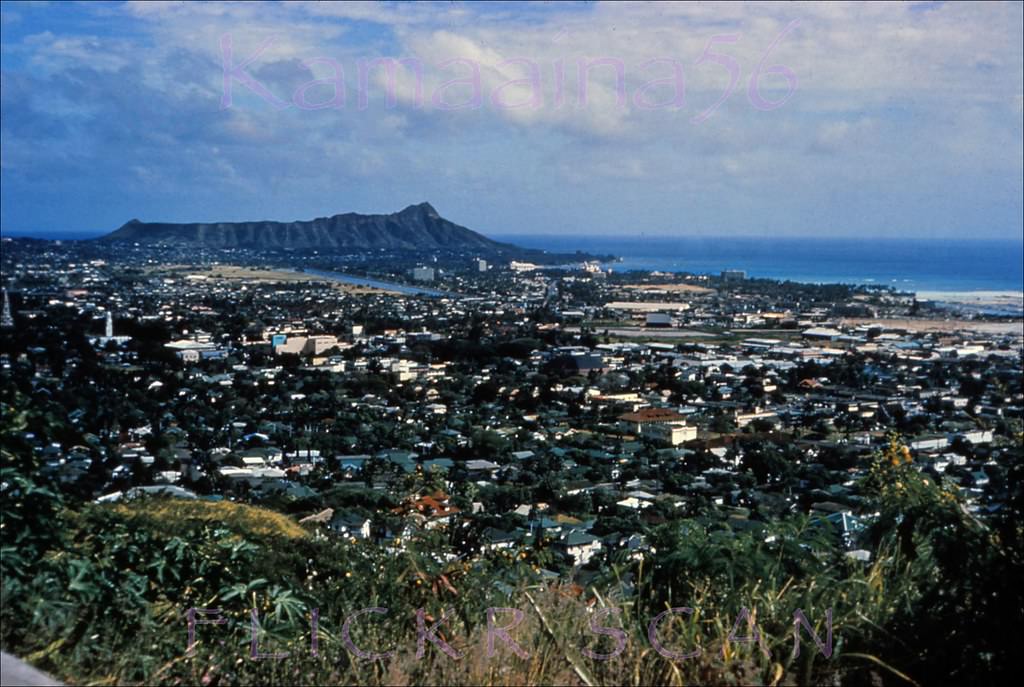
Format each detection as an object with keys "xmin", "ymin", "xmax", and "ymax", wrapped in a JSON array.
[{"xmin": 1, "ymin": 288, "xmax": 13, "ymax": 329}]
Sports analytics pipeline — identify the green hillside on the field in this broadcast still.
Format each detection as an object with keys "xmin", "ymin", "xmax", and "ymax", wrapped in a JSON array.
[{"xmin": 2, "ymin": 434, "xmax": 1021, "ymax": 685}]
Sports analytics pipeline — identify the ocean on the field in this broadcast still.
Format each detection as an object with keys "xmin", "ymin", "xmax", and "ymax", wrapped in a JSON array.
[{"xmin": 495, "ymin": 235, "xmax": 1024, "ymax": 293}]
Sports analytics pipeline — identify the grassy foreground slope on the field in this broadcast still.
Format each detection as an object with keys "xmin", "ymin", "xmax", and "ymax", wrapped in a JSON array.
[{"xmin": 2, "ymin": 431, "xmax": 1021, "ymax": 685}]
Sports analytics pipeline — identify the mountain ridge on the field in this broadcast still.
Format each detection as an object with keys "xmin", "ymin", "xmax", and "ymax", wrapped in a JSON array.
[{"xmin": 99, "ymin": 203, "xmax": 522, "ymax": 254}]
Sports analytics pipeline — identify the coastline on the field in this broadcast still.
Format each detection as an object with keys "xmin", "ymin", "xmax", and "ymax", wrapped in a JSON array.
[
  {"xmin": 495, "ymin": 235, "xmax": 1024, "ymax": 294},
  {"xmin": 915, "ymin": 289, "xmax": 1023, "ymax": 318},
  {"xmin": 915, "ymin": 290, "xmax": 1024, "ymax": 306}
]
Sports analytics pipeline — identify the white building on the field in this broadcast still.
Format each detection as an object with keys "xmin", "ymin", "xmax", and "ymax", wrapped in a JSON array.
[
  {"xmin": 411, "ymin": 266, "xmax": 436, "ymax": 282},
  {"xmin": 642, "ymin": 421, "xmax": 697, "ymax": 446}
]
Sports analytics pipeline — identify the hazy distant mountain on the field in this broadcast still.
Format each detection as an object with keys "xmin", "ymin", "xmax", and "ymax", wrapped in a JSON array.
[{"xmin": 100, "ymin": 203, "xmax": 519, "ymax": 253}]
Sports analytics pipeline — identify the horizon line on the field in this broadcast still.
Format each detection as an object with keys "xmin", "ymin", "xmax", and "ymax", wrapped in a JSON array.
[{"xmin": 2, "ymin": 229, "xmax": 1022, "ymax": 243}]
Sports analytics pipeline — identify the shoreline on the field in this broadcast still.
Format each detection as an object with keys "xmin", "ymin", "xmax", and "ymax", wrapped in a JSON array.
[
  {"xmin": 915, "ymin": 289, "xmax": 1023, "ymax": 303},
  {"xmin": 915, "ymin": 290, "xmax": 1023, "ymax": 317}
]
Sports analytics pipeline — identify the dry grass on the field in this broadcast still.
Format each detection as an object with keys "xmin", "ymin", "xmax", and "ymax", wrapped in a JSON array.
[
  {"xmin": 107, "ymin": 498, "xmax": 309, "ymax": 540},
  {"xmin": 203, "ymin": 266, "xmax": 392, "ymax": 294},
  {"xmin": 620, "ymin": 284, "xmax": 715, "ymax": 294},
  {"xmin": 143, "ymin": 264, "xmax": 393, "ymax": 294},
  {"xmin": 206, "ymin": 266, "xmax": 326, "ymax": 283},
  {"xmin": 839, "ymin": 317, "xmax": 1023, "ymax": 334},
  {"xmin": 258, "ymin": 585, "xmax": 777, "ymax": 687},
  {"xmin": 603, "ymin": 302, "xmax": 695, "ymax": 313}
]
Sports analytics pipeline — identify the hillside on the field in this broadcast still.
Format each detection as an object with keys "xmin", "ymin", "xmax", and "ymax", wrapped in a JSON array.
[
  {"xmin": 100, "ymin": 203, "xmax": 520, "ymax": 253},
  {"xmin": 2, "ymin": 421, "xmax": 1021, "ymax": 685}
]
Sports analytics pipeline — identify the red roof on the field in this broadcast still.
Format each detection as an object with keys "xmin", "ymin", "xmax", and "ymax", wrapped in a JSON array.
[{"xmin": 392, "ymin": 491, "xmax": 461, "ymax": 519}]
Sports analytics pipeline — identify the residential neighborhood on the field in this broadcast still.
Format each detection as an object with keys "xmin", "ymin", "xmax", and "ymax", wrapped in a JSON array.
[{"xmin": 2, "ymin": 237, "xmax": 1021, "ymax": 583}]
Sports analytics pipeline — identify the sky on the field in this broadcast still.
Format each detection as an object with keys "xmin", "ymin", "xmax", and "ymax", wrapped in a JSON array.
[{"xmin": 1, "ymin": 0, "xmax": 1022, "ymax": 240}]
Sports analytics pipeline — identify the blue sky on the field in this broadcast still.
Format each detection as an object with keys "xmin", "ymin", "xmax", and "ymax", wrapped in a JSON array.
[{"xmin": 1, "ymin": 1, "xmax": 1021, "ymax": 239}]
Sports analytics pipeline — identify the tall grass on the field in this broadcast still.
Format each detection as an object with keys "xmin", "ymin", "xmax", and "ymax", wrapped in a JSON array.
[{"xmin": 3, "ymin": 434, "xmax": 1019, "ymax": 685}]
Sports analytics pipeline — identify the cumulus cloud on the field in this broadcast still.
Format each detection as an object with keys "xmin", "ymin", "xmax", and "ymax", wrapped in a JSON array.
[{"xmin": 0, "ymin": 0, "xmax": 1021, "ymax": 238}]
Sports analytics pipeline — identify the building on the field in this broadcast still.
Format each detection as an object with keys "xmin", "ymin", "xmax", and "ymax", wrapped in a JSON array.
[
  {"xmin": 330, "ymin": 512, "xmax": 373, "ymax": 540},
  {"xmin": 91, "ymin": 311, "xmax": 132, "ymax": 347},
  {"xmin": 958, "ymin": 429, "xmax": 993, "ymax": 445},
  {"xmin": 466, "ymin": 459, "xmax": 501, "ymax": 480},
  {"xmin": 391, "ymin": 491, "xmax": 460, "ymax": 529},
  {"xmin": 554, "ymin": 531, "xmax": 602, "ymax": 565},
  {"xmin": 411, "ymin": 266, "xmax": 436, "ymax": 282},
  {"xmin": 642, "ymin": 421, "xmax": 697, "ymax": 446},
  {"xmin": 721, "ymin": 270, "xmax": 747, "ymax": 281},
  {"xmin": 735, "ymin": 409, "xmax": 779, "ymax": 429},
  {"xmin": 165, "ymin": 338, "xmax": 218, "ymax": 361},
  {"xmin": 910, "ymin": 435, "xmax": 950, "ymax": 452},
  {"xmin": 476, "ymin": 258, "xmax": 488, "ymax": 272},
  {"xmin": 556, "ymin": 352, "xmax": 607, "ymax": 374},
  {"xmin": 802, "ymin": 327, "xmax": 844, "ymax": 341},
  {"xmin": 618, "ymin": 408, "xmax": 689, "ymax": 434},
  {"xmin": 273, "ymin": 335, "xmax": 340, "ymax": 356},
  {"xmin": 645, "ymin": 312, "xmax": 673, "ymax": 328}
]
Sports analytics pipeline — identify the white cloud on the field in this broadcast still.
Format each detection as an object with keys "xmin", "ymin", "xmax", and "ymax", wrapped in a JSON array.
[{"xmin": 1, "ymin": 0, "xmax": 1021, "ymax": 237}]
